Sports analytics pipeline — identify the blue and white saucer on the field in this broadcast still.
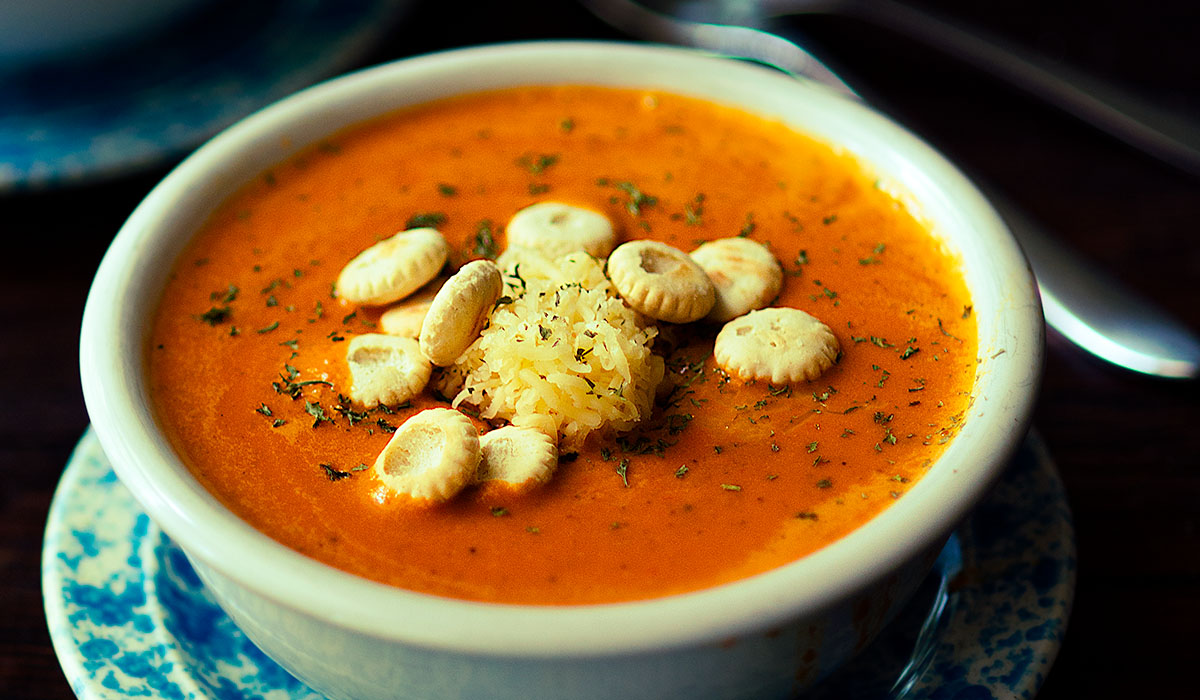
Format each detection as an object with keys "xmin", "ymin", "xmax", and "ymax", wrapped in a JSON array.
[
  {"xmin": 43, "ymin": 429, "xmax": 1074, "ymax": 699},
  {"xmin": 0, "ymin": 0, "xmax": 409, "ymax": 192}
]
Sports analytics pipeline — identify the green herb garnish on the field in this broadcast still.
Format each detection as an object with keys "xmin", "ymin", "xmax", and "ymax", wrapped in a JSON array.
[
  {"xmin": 195, "ymin": 306, "xmax": 231, "ymax": 326},
  {"xmin": 406, "ymin": 211, "xmax": 447, "ymax": 229}
]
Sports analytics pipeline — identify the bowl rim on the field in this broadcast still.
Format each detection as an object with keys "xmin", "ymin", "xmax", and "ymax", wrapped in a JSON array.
[{"xmin": 79, "ymin": 40, "xmax": 1043, "ymax": 657}]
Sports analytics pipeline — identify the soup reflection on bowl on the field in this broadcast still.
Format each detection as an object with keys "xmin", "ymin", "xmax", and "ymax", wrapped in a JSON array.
[{"xmin": 80, "ymin": 42, "xmax": 1042, "ymax": 700}]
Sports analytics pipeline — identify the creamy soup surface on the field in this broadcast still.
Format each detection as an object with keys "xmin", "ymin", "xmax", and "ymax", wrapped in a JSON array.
[{"xmin": 148, "ymin": 86, "xmax": 977, "ymax": 605}]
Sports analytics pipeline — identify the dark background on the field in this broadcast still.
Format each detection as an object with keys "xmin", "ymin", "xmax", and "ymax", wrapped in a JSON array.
[{"xmin": 4, "ymin": 1, "xmax": 1198, "ymax": 697}]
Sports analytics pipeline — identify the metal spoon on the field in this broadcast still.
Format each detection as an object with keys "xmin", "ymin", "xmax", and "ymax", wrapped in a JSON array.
[
  {"xmin": 582, "ymin": 0, "xmax": 1200, "ymax": 379},
  {"xmin": 633, "ymin": 0, "xmax": 1200, "ymax": 179}
]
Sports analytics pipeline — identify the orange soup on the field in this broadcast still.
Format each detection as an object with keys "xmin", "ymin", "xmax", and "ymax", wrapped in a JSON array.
[{"xmin": 148, "ymin": 86, "xmax": 976, "ymax": 605}]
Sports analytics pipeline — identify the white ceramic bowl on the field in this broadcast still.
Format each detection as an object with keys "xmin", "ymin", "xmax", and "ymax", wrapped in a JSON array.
[{"xmin": 79, "ymin": 42, "xmax": 1043, "ymax": 700}]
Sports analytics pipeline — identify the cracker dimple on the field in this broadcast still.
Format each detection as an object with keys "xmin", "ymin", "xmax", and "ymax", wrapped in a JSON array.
[
  {"xmin": 346, "ymin": 333, "xmax": 432, "ymax": 407},
  {"xmin": 336, "ymin": 227, "xmax": 449, "ymax": 306},
  {"xmin": 372, "ymin": 408, "xmax": 480, "ymax": 503},
  {"xmin": 690, "ymin": 237, "xmax": 783, "ymax": 323},
  {"xmin": 506, "ymin": 201, "xmax": 617, "ymax": 259},
  {"xmin": 477, "ymin": 425, "xmax": 558, "ymax": 490},
  {"xmin": 713, "ymin": 307, "xmax": 840, "ymax": 384},
  {"xmin": 607, "ymin": 240, "xmax": 715, "ymax": 323},
  {"xmin": 419, "ymin": 259, "xmax": 503, "ymax": 366}
]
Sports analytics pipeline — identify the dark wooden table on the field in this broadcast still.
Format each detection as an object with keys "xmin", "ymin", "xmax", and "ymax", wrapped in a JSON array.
[{"xmin": 4, "ymin": 1, "xmax": 1197, "ymax": 698}]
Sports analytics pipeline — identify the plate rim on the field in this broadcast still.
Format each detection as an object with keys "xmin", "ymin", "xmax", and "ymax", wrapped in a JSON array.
[{"xmin": 0, "ymin": 0, "xmax": 409, "ymax": 192}]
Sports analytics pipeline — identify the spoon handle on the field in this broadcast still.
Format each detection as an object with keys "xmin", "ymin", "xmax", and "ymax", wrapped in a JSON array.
[
  {"xmin": 981, "ymin": 188, "xmax": 1200, "ymax": 378},
  {"xmin": 585, "ymin": 0, "xmax": 861, "ymax": 96},
  {"xmin": 768, "ymin": 0, "xmax": 1200, "ymax": 177}
]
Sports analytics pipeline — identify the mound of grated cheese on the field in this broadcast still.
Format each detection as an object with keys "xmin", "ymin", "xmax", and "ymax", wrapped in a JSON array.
[{"xmin": 437, "ymin": 252, "xmax": 664, "ymax": 451}]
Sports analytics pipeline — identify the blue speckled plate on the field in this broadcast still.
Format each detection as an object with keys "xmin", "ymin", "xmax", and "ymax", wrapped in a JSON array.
[
  {"xmin": 0, "ymin": 0, "xmax": 408, "ymax": 192},
  {"xmin": 42, "ymin": 429, "xmax": 1074, "ymax": 699}
]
